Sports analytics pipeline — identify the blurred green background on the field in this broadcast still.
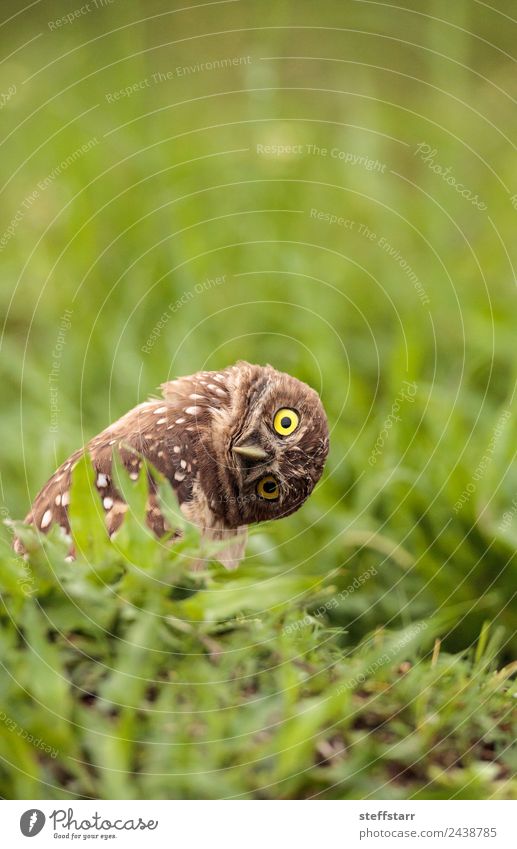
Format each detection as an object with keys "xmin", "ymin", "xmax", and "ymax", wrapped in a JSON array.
[{"xmin": 0, "ymin": 0, "xmax": 516, "ymax": 800}]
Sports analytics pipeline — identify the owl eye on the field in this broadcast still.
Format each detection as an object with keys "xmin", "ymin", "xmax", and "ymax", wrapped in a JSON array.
[
  {"xmin": 256, "ymin": 475, "xmax": 280, "ymax": 500},
  {"xmin": 273, "ymin": 408, "xmax": 299, "ymax": 436}
]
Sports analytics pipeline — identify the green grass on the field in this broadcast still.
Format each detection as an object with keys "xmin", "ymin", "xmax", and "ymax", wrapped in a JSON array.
[
  {"xmin": 0, "ymin": 0, "xmax": 516, "ymax": 799},
  {"xmin": 1, "ymin": 456, "xmax": 515, "ymax": 799}
]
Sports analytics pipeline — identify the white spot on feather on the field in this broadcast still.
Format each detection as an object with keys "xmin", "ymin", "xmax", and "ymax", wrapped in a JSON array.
[
  {"xmin": 156, "ymin": 417, "xmax": 167, "ymax": 425},
  {"xmin": 41, "ymin": 509, "xmax": 52, "ymax": 529},
  {"xmin": 185, "ymin": 406, "xmax": 202, "ymax": 415},
  {"xmin": 103, "ymin": 496, "xmax": 114, "ymax": 510},
  {"xmin": 62, "ymin": 491, "xmax": 70, "ymax": 506},
  {"xmin": 55, "ymin": 494, "xmax": 62, "ymax": 506},
  {"xmin": 173, "ymin": 446, "xmax": 181, "ymax": 453},
  {"xmin": 153, "ymin": 406, "xmax": 167, "ymax": 414},
  {"xmin": 208, "ymin": 382, "xmax": 226, "ymax": 396},
  {"xmin": 189, "ymin": 393, "xmax": 205, "ymax": 400},
  {"xmin": 97, "ymin": 473, "xmax": 108, "ymax": 488},
  {"xmin": 175, "ymin": 418, "xmax": 185, "ymax": 424},
  {"xmin": 174, "ymin": 471, "xmax": 186, "ymax": 482},
  {"xmin": 180, "ymin": 459, "xmax": 187, "ymax": 469}
]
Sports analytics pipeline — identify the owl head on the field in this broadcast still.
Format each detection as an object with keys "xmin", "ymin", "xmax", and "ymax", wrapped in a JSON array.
[{"xmin": 201, "ymin": 362, "xmax": 329, "ymax": 528}]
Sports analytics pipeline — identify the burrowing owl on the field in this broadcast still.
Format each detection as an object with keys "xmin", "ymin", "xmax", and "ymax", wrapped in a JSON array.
[{"xmin": 14, "ymin": 362, "xmax": 329, "ymax": 568}]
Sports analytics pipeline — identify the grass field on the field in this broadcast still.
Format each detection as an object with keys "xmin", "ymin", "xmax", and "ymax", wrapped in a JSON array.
[{"xmin": 0, "ymin": 0, "xmax": 516, "ymax": 799}]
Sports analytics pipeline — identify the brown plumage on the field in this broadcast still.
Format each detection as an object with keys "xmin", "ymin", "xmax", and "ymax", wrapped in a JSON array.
[{"xmin": 14, "ymin": 362, "xmax": 329, "ymax": 568}]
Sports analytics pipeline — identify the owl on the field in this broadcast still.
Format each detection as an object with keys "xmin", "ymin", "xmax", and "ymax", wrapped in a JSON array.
[{"xmin": 14, "ymin": 362, "xmax": 329, "ymax": 569}]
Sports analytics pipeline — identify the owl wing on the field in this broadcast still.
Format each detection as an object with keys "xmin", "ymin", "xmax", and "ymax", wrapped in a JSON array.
[{"xmin": 15, "ymin": 396, "xmax": 199, "ymax": 550}]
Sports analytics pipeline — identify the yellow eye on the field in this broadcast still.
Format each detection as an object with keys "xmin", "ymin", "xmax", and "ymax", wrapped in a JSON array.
[
  {"xmin": 256, "ymin": 475, "xmax": 279, "ymax": 500},
  {"xmin": 273, "ymin": 408, "xmax": 299, "ymax": 436}
]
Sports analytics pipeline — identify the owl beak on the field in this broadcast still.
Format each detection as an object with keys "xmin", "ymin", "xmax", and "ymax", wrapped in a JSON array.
[{"xmin": 232, "ymin": 443, "xmax": 269, "ymax": 461}]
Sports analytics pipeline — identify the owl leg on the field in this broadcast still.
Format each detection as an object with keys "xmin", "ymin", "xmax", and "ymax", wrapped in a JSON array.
[
  {"xmin": 145, "ymin": 492, "xmax": 172, "ymax": 539},
  {"xmin": 105, "ymin": 501, "xmax": 128, "ymax": 537}
]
